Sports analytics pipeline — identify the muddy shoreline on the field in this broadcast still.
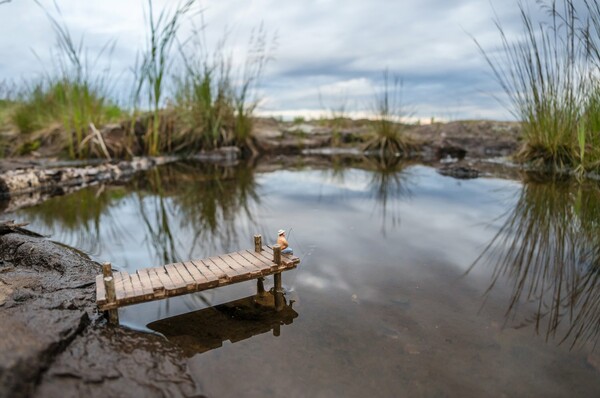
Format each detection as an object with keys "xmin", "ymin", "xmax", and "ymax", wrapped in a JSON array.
[{"xmin": 0, "ymin": 120, "xmax": 522, "ymax": 211}]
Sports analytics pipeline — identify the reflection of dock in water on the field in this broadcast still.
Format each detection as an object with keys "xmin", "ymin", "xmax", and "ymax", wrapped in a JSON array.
[{"xmin": 147, "ymin": 293, "xmax": 298, "ymax": 357}]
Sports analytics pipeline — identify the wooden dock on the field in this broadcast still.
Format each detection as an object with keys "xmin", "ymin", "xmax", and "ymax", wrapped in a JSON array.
[{"xmin": 96, "ymin": 235, "xmax": 299, "ymax": 324}]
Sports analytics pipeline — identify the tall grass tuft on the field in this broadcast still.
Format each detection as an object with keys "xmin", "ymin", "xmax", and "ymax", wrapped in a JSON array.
[
  {"xmin": 231, "ymin": 25, "xmax": 274, "ymax": 147},
  {"xmin": 172, "ymin": 23, "xmax": 274, "ymax": 153},
  {"xmin": 11, "ymin": 2, "xmax": 120, "ymax": 158},
  {"xmin": 364, "ymin": 71, "xmax": 412, "ymax": 157},
  {"xmin": 133, "ymin": 0, "xmax": 196, "ymax": 156},
  {"xmin": 477, "ymin": 0, "xmax": 600, "ymax": 171},
  {"xmin": 172, "ymin": 30, "xmax": 234, "ymax": 152}
]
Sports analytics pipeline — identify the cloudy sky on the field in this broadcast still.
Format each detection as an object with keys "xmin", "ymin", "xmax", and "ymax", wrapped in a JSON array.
[{"xmin": 0, "ymin": 0, "xmax": 533, "ymax": 121}]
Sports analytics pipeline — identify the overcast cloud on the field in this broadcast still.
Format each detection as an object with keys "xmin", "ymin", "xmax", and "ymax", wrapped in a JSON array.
[{"xmin": 0, "ymin": 0, "xmax": 535, "ymax": 121}]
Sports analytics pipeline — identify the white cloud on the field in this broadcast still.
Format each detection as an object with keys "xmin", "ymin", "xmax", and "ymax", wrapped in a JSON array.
[{"xmin": 0, "ymin": 0, "xmax": 535, "ymax": 120}]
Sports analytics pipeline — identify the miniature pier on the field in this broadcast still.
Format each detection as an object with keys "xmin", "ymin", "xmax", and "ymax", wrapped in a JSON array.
[{"xmin": 96, "ymin": 235, "xmax": 300, "ymax": 324}]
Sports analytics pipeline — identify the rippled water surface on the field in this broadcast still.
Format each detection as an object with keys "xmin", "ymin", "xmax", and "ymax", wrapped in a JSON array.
[{"xmin": 8, "ymin": 160, "xmax": 600, "ymax": 397}]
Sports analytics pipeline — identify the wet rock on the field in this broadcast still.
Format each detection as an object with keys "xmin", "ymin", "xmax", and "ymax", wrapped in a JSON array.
[
  {"xmin": 0, "ymin": 232, "xmax": 99, "ymax": 398},
  {"xmin": 255, "ymin": 136, "xmax": 331, "ymax": 154},
  {"xmin": 437, "ymin": 165, "xmax": 480, "ymax": 179},
  {"xmin": 436, "ymin": 144, "xmax": 467, "ymax": 160},
  {"xmin": 284, "ymin": 123, "xmax": 317, "ymax": 135},
  {"xmin": 35, "ymin": 327, "xmax": 198, "ymax": 398},
  {"xmin": 0, "ymin": 231, "xmax": 200, "ymax": 397},
  {"xmin": 0, "ymin": 302, "xmax": 91, "ymax": 398},
  {"xmin": 192, "ymin": 146, "xmax": 240, "ymax": 164},
  {"xmin": 253, "ymin": 118, "xmax": 284, "ymax": 140}
]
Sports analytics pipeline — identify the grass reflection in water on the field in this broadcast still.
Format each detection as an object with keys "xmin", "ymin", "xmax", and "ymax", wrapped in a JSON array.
[
  {"xmin": 470, "ymin": 174, "xmax": 600, "ymax": 349},
  {"xmin": 20, "ymin": 161, "xmax": 261, "ymax": 264}
]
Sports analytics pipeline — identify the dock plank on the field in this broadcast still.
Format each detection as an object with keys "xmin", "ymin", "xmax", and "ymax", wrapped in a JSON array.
[
  {"xmin": 154, "ymin": 266, "xmax": 179, "ymax": 294},
  {"xmin": 113, "ymin": 272, "xmax": 127, "ymax": 301},
  {"xmin": 253, "ymin": 249, "xmax": 282, "ymax": 271},
  {"xmin": 130, "ymin": 272, "xmax": 153, "ymax": 300},
  {"xmin": 164, "ymin": 263, "xmax": 187, "ymax": 289},
  {"xmin": 241, "ymin": 250, "xmax": 276, "ymax": 271},
  {"xmin": 199, "ymin": 259, "xmax": 228, "ymax": 281},
  {"xmin": 182, "ymin": 261, "xmax": 217, "ymax": 289},
  {"xmin": 216, "ymin": 254, "xmax": 248, "ymax": 276},
  {"xmin": 238, "ymin": 251, "xmax": 274, "ymax": 274},
  {"xmin": 190, "ymin": 260, "xmax": 222, "ymax": 283},
  {"xmin": 128, "ymin": 273, "xmax": 143, "ymax": 297},
  {"xmin": 136, "ymin": 269, "xmax": 155, "ymax": 297},
  {"xmin": 227, "ymin": 252, "xmax": 264, "ymax": 276},
  {"xmin": 205, "ymin": 257, "xmax": 239, "ymax": 281},
  {"xmin": 209, "ymin": 256, "xmax": 248, "ymax": 282},
  {"xmin": 146, "ymin": 268, "xmax": 167, "ymax": 297},
  {"xmin": 115, "ymin": 272, "xmax": 133, "ymax": 301},
  {"xmin": 96, "ymin": 274, "xmax": 107, "ymax": 304},
  {"xmin": 121, "ymin": 273, "xmax": 137, "ymax": 303},
  {"xmin": 173, "ymin": 262, "xmax": 198, "ymax": 290}
]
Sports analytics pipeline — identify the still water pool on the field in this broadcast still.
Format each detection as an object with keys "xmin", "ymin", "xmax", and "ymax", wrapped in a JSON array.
[{"xmin": 9, "ymin": 160, "xmax": 600, "ymax": 397}]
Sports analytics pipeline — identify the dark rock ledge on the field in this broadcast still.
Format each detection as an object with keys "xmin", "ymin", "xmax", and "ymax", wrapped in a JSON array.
[{"xmin": 0, "ymin": 225, "xmax": 201, "ymax": 398}]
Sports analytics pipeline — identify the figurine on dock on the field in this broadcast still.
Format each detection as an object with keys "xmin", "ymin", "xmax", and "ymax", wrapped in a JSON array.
[{"xmin": 277, "ymin": 229, "xmax": 293, "ymax": 254}]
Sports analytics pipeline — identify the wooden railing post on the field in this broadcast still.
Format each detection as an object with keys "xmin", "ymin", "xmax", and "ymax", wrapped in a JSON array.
[
  {"xmin": 273, "ymin": 244, "xmax": 281, "ymax": 267},
  {"xmin": 272, "ymin": 244, "xmax": 283, "ymax": 311},
  {"xmin": 102, "ymin": 262, "xmax": 112, "ymax": 278},
  {"xmin": 102, "ymin": 262, "xmax": 119, "ymax": 325},
  {"xmin": 254, "ymin": 234, "xmax": 262, "ymax": 252}
]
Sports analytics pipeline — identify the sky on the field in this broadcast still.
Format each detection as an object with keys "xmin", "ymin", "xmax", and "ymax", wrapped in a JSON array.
[{"xmin": 0, "ymin": 0, "xmax": 536, "ymax": 122}]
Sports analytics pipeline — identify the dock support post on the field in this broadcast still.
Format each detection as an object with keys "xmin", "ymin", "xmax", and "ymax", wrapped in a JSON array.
[
  {"xmin": 273, "ymin": 244, "xmax": 284, "ymax": 312},
  {"xmin": 102, "ymin": 262, "xmax": 119, "ymax": 325},
  {"xmin": 102, "ymin": 261, "xmax": 112, "ymax": 278},
  {"xmin": 254, "ymin": 234, "xmax": 262, "ymax": 252},
  {"xmin": 255, "ymin": 235, "xmax": 266, "ymax": 296}
]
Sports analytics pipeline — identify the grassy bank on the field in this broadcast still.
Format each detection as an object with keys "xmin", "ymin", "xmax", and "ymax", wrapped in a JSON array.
[
  {"xmin": 0, "ymin": 0, "xmax": 273, "ymax": 160},
  {"xmin": 480, "ymin": 0, "xmax": 600, "ymax": 174}
]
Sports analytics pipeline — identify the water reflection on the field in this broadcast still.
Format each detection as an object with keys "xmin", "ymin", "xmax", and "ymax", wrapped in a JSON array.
[
  {"xmin": 365, "ymin": 156, "xmax": 413, "ymax": 234},
  {"xmin": 16, "ymin": 184, "xmax": 129, "ymax": 250},
  {"xmin": 147, "ymin": 293, "xmax": 298, "ymax": 357},
  {"xmin": 321, "ymin": 155, "xmax": 413, "ymax": 234},
  {"xmin": 470, "ymin": 174, "xmax": 600, "ymax": 348},
  {"xmin": 17, "ymin": 161, "xmax": 262, "ymax": 263}
]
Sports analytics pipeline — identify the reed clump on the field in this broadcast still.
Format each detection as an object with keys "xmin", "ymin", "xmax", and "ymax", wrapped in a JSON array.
[
  {"xmin": 9, "ymin": 2, "xmax": 121, "ymax": 158},
  {"xmin": 479, "ymin": 0, "xmax": 600, "ymax": 173},
  {"xmin": 364, "ymin": 71, "xmax": 413, "ymax": 157},
  {"xmin": 170, "ymin": 25, "xmax": 274, "ymax": 154},
  {"xmin": 3, "ymin": 0, "xmax": 272, "ymax": 159}
]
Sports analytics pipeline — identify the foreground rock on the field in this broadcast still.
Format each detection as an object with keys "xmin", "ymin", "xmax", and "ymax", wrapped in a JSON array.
[{"xmin": 0, "ymin": 227, "xmax": 199, "ymax": 398}]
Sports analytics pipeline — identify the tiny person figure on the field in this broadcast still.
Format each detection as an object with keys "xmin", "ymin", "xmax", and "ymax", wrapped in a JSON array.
[{"xmin": 277, "ymin": 229, "xmax": 293, "ymax": 255}]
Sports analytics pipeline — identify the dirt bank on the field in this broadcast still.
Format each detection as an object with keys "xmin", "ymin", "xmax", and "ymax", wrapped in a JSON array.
[
  {"xmin": 252, "ymin": 118, "xmax": 522, "ymax": 160},
  {"xmin": 0, "ymin": 225, "xmax": 201, "ymax": 397}
]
